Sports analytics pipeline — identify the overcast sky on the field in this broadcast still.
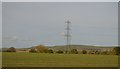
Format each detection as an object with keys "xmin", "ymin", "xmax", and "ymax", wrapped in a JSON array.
[{"xmin": 2, "ymin": 2, "xmax": 118, "ymax": 48}]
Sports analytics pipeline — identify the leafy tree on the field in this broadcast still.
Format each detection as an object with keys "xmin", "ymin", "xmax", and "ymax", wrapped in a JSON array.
[
  {"xmin": 112, "ymin": 47, "xmax": 120, "ymax": 55},
  {"xmin": 81, "ymin": 50, "xmax": 87, "ymax": 54},
  {"xmin": 56, "ymin": 50, "xmax": 64, "ymax": 54},
  {"xmin": 35, "ymin": 45, "xmax": 48, "ymax": 53},
  {"xmin": 48, "ymin": 49, "xmax": 54, "ymax": 53},
  {"xmin": 88, "ymin": 50, "xmax": 95, "ymax": 54},
  {"xmin": 70, "ymin": 49, "xmax": 78, "ymax": 54},
  {"xmin": 7, "ymin": 47, "xmax": 16, "ymax": 52},
  {"xmin": 29, "ymin": 48, "xmax": 37, "ymax": 53},
  {"xmin": 100, "ymin": 51, "xmax": 108, "ymax": 55},
  {"xmin": 95, "ymin": 50, "xmax": 100, "ymax": 55}
]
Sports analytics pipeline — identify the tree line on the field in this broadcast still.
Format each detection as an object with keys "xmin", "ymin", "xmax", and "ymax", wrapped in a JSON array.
[{"xmin": 2, "ymin": 45, "xmax": 120, "ymax": 55}]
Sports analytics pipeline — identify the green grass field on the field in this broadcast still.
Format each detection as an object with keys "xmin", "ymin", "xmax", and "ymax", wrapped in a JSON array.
[{"xmin": 2, "ymin": 52, "xmax": 118, "ymax": 67}]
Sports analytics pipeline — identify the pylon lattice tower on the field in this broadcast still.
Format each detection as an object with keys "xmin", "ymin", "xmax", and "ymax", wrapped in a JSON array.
[{"xmin": 65, "ymin": 20, "xmax": 71, "ymax": 53}]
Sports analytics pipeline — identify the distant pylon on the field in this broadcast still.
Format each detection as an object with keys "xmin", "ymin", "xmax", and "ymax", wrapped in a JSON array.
[{"xmin": 65, "ymin": 20, "xmax": 71, "ymax": 53}]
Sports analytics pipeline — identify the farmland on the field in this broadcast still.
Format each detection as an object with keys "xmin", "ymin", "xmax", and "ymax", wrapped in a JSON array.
[{"xmin": 2, "ymin": 52, "xmax": 118, "ymax": 67}]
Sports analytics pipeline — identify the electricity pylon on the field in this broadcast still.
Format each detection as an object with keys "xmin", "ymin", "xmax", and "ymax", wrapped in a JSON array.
[{"xmin": 65, "ymin": 20, "xmax": 71, "ymax": 53}]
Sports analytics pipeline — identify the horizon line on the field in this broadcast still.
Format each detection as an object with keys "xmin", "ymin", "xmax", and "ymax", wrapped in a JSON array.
[{"xmin": 1, "ymin": 44, "xmax": 119, "ymax": 48}]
